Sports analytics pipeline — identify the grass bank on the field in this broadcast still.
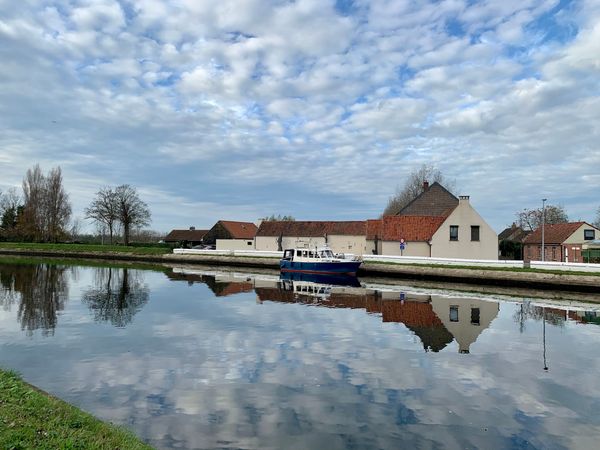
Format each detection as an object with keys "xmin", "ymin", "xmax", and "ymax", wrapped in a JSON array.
[
  {"xmin": 0, "ymin": 369, "xmax": 152, "ymax": 449},
  {"xmin": 0, "ymin": 242, "xmax": 169, "ymax": 255}
]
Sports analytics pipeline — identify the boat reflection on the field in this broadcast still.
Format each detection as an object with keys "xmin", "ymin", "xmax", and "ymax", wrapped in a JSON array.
[{"xmin": 279, "ymin": 270, "xmax": 362, "ymax": 287}]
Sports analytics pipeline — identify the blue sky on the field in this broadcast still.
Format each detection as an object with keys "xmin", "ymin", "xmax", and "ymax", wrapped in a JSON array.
[{"xmin": 1, "ymin": 0, "xmax": 599, "ymax": 232}]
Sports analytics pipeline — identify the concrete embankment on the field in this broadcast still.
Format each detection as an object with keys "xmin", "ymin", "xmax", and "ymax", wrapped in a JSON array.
[{"xmin": 0, "ymin": 249, "xmax": 598, "ymax": 292}]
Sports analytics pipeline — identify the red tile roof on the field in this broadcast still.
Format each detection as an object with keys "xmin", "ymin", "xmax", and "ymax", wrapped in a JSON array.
[
  {"xmin": 523, "ymin": 222, "xmax": 591, "ymax": 244},
  {"xmin": 164, "ymin": 229, "xmax": 208, "ymax": 242},
  {"xmin": 366, "ymin": 219, "xmax": 382, "ymax": 240},
  {"xmin": 368, "ymin": 216, "xmax": 446, "ymax": 241},
  {"xmin": 256, "ymin": 220, "xmax": 367, "ymax": 237},
  {"xmin": 219, "ymin": 221, "xmax": 258, "ymax": 239}
]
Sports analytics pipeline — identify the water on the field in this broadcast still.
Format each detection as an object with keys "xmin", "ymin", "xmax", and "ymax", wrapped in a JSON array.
[{"xmin": 1, "ymin": 259, "xmax": 600, "ymax": 449}]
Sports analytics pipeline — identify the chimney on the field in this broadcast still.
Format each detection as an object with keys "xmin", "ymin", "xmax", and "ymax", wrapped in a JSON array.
[
  {"xmin": 459, "ymin": 195, "xmax": 470, "ymax": 204},
  {"xmin": 423, "ymin": 181, "xmax": 429, "ymax": 191},
  {"xmin": 189, "ymin": 226, "xmax": 195, "ymax": 230}
]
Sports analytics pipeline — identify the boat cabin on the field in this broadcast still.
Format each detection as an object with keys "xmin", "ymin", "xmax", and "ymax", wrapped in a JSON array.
[{"xmin": 282, "ymin": 248, "xmax": 337, "ymax": 262}]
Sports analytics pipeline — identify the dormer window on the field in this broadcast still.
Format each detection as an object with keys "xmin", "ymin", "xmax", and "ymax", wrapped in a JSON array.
[{"xmin": 584, "ymin": 229, "xmax": 595, "ymax": 240}]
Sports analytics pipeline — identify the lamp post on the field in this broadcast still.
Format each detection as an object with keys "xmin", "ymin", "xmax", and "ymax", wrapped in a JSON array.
[{"xmin": 541, "ymin": 198, "xmax": 547, "ymax": 262}]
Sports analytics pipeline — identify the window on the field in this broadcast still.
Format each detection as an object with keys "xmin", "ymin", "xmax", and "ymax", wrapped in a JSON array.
[
  {"xmin": 296, "ymin": 250, "xmax": 302, "ymax": 257},
  {"xmin": 471, "ymin": 226, "xmax": 480, "ymax": 241},
  {"xmin": 450, "ymin": 225, "xmax": 459, "ymax": 241},
  {"xmin": 450, "ymin": 306, "xmax": 459, "ymax": 322},
  {"xmin": 584, "ymin": 229, "xmax": 595, "ymax": 240},
  {"xmin": 247, "ymin": 241, "xmax": 252, "ymax": 245},
  {"xmin": 471, "ymin": 308, "xmax": 480, "ymax": 325}
]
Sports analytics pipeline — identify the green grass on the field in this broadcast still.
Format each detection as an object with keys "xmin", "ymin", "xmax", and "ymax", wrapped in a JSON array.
[
  {"xmin": 0, "ymin": 255, "xmax": 170, "ymax": 273},
  {"xmin": 0, "ymin": 242, "xmax": 169, "ymax": 256},
  {"xmin": 0, "ymin": 369, "xmax": 153, "ymax": 450}
]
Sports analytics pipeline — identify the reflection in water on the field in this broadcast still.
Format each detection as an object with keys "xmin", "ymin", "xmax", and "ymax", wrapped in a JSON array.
[
  {"xmin": 0, "ymin": 263, "xmax": 70, "ymax": 335},
  {"xmin": 255, "ymin": 277, "xmax": 499, "ymax": 354},
  {"xmin": 82, "ymin": 268, "xmax": 149, "ymax": 327},
  {"xmin": 3, "ymin": 262, "xmax": 600, "ymax": 450}
]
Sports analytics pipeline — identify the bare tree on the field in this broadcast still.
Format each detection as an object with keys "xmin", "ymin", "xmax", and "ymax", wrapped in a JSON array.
[
  {"xmin": 517, "ymin": 205, "xmax": 569, "ymax": 231},
  {"xmin": 85, "ymin": 187, "xmax": 119, "ymax": 244},
  {"xmin": 21, "ymin": 164, "xmax": 46, "ymax": 241},
  {"xmin": 594, "ymin": 206, "xmax": 600, "ymax": 229},
  {"xmin": 383, "ymin": 164, "xmax": 456, "ymax": 216},
  {"xmin": 114, "ymin": 185, "xmax": 151, "ymax": 245},
  {"xmin": 260, "ymin": 214, "xmax": 295, "ymax": 221},
  {"xmin": 44, "ymin": 167, "xmax": 72, "ymax": 242}
]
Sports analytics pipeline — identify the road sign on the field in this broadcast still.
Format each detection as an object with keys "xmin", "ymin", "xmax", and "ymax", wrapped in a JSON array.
[
  {"xmin": 400, "ymin": 238, "xmax": 405, "ymax": 244},
  {"xmin": 399, "ymin": 242, "xmax": 406, "ymax": 251}
]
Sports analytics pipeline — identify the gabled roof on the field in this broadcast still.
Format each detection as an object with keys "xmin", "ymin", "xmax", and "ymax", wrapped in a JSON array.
[
  {"xmin": 523, "ymin": 222, "xmax": 590, "ymax": 244},
  {"xmin": 498, "ymin": 225, "xmax": 531, "ymax": 242},
  {"xmin": 371, "ymin": 215, "xmax": 446, "ymax": 242},
  {"xmin": 256, "ymin": 220, "xmax": 367, "ymax": 237},
  {"xmin": 164, "ymin": 229, "xmax": 208, "ymax": 241},
  {"xmin": 219, "ymin": 221, "xmax": 258, "ymax": 239},
  {"xmin": 397, "ymin": 182, "xmax": 458, "ymax": 217}
]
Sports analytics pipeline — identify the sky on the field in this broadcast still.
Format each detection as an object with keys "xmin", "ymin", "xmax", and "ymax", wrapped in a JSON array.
[{"xmin": 0, "ymin": 0, "xmax": 599, "ymax": 233}]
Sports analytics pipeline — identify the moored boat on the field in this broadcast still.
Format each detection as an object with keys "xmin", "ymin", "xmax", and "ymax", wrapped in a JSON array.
[{"xmin": 280, "ymin": 247, "xmax": 362, "ymax": 276}]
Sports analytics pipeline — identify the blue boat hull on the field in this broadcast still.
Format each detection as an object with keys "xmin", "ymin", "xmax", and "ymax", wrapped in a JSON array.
[{"xmin": 280, "ymin": 260, "xmax": 361, "ymax": 276}]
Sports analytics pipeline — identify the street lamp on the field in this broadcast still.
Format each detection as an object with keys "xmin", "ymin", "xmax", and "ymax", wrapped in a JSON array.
[{"xmin": 541, "ymin": 198, "xmax": 547, "ymax": 262}]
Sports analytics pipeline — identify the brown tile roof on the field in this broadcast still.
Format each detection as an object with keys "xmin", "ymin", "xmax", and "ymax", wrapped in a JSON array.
[
  {"xmin": 498, "ymin": 225, "xmax": 531, "ymax": 242},
  {"xmin": 256, "ymin": 220, "xmax": 367, "ymax": 237},
  {"xmin": 397, "ymin": 182, "xmax": 458, "ymax": 217},
  {"xmin": 219, "ymin": 221, "xmax": 258, "ymax": 239},
  {"xmin": 164, "ymin": 229, "xmax": 208, "ymax": 242},
  {"xmin": 369, "ymin": 215, "xmax": 446, "ymax": 241},
  {"xmin": 523, "ymin": 222, "xmax": 588, "ymax": 245}
]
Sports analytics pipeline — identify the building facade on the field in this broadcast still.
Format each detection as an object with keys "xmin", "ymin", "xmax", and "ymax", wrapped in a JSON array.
[{"xmin": 522, "ymin": 222, "xmax": 600, "ymax": 263}]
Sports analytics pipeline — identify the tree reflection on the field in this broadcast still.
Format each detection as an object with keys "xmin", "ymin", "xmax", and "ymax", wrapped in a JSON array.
[
  {"xmin": 82, "ymin": 267, "xmax": 149, "ymax": 327},
  {"xmin": 513, "ymin": 301, "xmax": 566, "ymax": 332},
  {"xmin": 0, "ymin": 263, "xmax": 69, "ymax": 336}
]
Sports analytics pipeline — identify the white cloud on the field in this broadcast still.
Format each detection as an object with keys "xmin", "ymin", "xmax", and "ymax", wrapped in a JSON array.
[{"xmin": 0, "ymin": 0, "xmax": 598, "ymax": 231}]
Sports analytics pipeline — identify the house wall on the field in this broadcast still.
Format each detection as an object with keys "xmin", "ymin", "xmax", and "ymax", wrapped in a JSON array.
[
  {"xmin": 326, "ymin": 235, "xmax": 367, "ymax": 255},
  {"xmin": 431, "ymin": 296, "xmax": 499, "ymax": 353},
  {"xmin": 524, "ymin": 244, "xmax": 564, "ymax": 263},
  {"xmin": 563, "ymin": 224, "xmax": 600, "ymax": 244},
  {"xmin": 255, "ymin": 235, "xmax": 367, "ymax": 255},
  {"xmin": 216, "ymin": 239, "xmax": 255, "ymax": 250},
  {"xmin": 430, "ymin": 198, "xmax": 498, "ymax": 260},
  {"xmin": 380, "ymin": 241, "xmax": 431, "ymax": 257}
]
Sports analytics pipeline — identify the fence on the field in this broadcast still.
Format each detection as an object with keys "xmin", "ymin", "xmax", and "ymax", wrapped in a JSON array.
[{"xmin": 172, "ymin": 249, "xmax": 600, "ymax": 272}]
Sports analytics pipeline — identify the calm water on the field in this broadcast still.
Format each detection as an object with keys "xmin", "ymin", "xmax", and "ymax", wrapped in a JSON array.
[{"xmin": 1, "ymin": 260, "xmax": 600, "ymax": 450}]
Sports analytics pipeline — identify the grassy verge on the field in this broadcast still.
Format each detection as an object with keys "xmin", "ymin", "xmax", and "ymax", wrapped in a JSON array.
[
  {"xmin": 0, "ymin": 255, "xmax": 170, "ymax": 273},
  {"xmin": 0, "ymin": 242, "xmax": 169, "ymax": 256},
  {"xmin": 0, "ymin": 369, "xmax": 152, "ymax": 450}
]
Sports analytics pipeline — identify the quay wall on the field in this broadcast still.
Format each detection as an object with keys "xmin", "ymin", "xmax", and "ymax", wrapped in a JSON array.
[{"xmin": 0, "ymin": 248, "xmax": 599, "ymax": 293}]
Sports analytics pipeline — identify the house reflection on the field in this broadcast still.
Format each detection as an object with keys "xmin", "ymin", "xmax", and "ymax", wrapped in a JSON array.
[
  {"xmin": 431, "ymin": 298, "xmax": 499, "ymax": 353},
  {"xmin": 0, "ymin": 263, "xmax": 70, "ymax": 335},
  {"xmin": 81, "ymin": 267, "xmax": 149, "ymax": 327},
  {"xmin": 254, "ymin": 284, "xmax": 498, "ymax": 354},
  {"xmin": 168, "ymin": 268, "xmax": 501, "ymax": 353}
]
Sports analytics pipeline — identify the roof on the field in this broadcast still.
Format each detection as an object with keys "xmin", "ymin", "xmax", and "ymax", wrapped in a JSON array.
[
  {"xmin": 218, "ymin": 221, "xmax": 258, "ymax": 239},
  {"xmin": 369, "ymin": 215, "xmax": 446, "ymax": 241},
  {"xmin": 164, "ymin": 229, "xmax": 208, "ymax": 242},
  {"xmin": 256, "ymin": 220, "xmax": 367, "ymax": 237},
  {"xmin": 498, "ymin": 225, "xmax": 531, "ymax": 242},
  {"xmin": 523, "ymin": 222, "xmax": 589, "ymax": 245},
  {"xmin": 397, "ymin": 182, "xmax": 458, "ymax": 217}
]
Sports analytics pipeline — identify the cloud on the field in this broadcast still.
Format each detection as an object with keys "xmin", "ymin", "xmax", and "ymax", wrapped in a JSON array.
[{"xmin": 0, "ymin": 0, "xmax": 598, "ymax": 231}]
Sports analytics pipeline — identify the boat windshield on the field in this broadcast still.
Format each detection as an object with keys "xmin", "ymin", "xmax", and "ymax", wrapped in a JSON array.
[{"xmin": 320, "ymin": 249, "xmax": 334, "ymax": 258}]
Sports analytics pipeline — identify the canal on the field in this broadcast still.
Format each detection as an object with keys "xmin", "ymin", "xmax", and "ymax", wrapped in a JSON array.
[{"xmin": 1, "ymin": 259, "xmax": 600, "ymax": 449}]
